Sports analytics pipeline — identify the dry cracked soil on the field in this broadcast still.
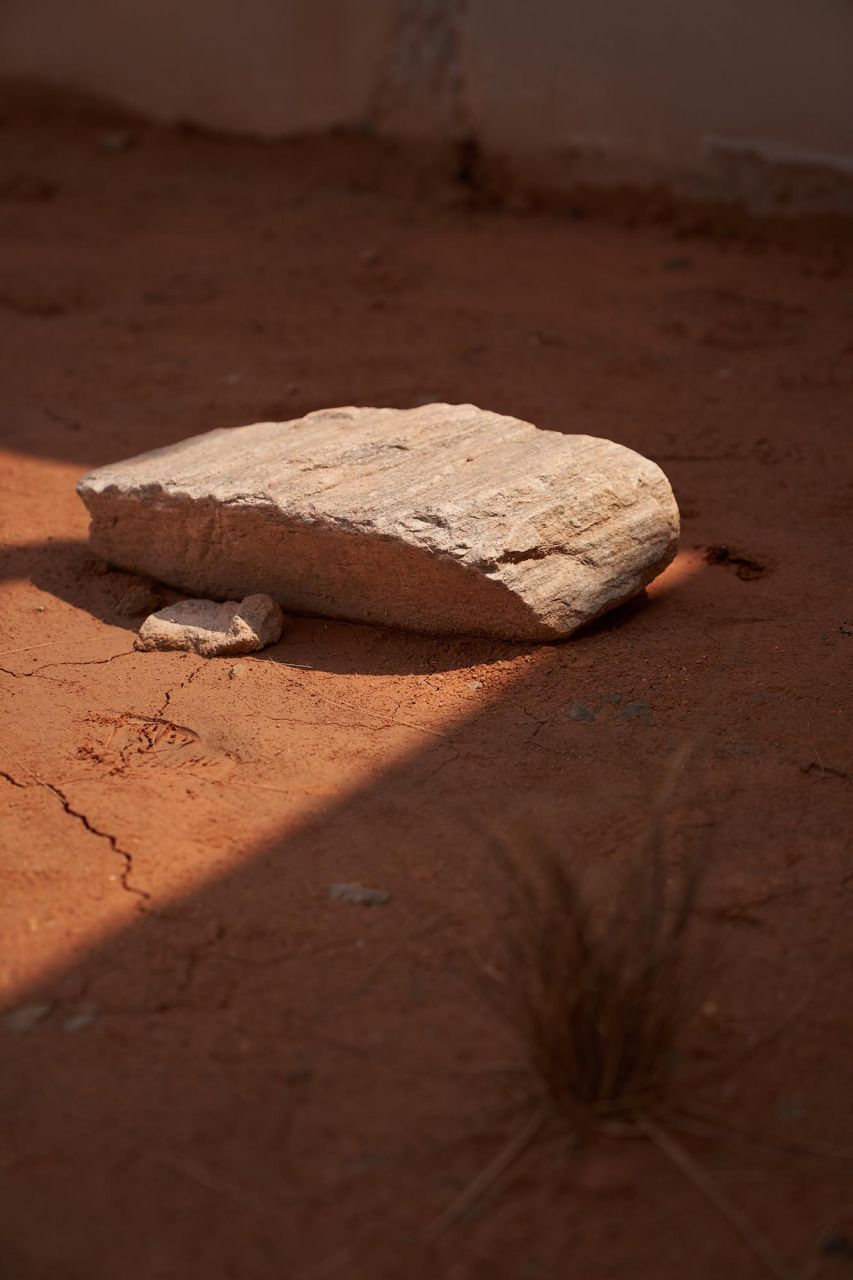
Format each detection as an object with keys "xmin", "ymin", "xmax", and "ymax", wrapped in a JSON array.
[{"xmin": 1, "ymin": 85, "xmax": 851, "ymax": 1280}]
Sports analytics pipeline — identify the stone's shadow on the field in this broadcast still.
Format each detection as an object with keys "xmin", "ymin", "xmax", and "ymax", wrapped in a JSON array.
[
  {"xmin": 0, "ymin": 538, "xmax": 144, "ymax": 634},
  {"xmin": 3, "ymin": 522, "xmax": 835, "ymax": 1280},
  {"xmin": 264, "ymin": 620, "xmax": 533, "ymax": 677},
  {"xmin": 270, "ymin": 591, "xmax": 656, "ymax": 675},
  {"xmin": 2, "ymin": 538, "xmax": 660, "ymax": 676},
  {"xmin": 574, "ymin": 591, "xmax": 653, "ymax": 638},
  {"xmin": 1, "ymin": 538, "xmax": 529, "ymax": 674}
]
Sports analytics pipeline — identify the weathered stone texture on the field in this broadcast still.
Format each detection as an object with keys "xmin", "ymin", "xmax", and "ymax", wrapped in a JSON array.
[{"xmin": 78, "ymin": 404, "xmax": 679, "ymax": 641}]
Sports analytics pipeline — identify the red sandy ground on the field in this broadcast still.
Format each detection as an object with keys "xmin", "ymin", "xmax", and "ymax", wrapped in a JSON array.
[{"xmin": 1, "ymin": 89, "xmax": 851, "ymax": 1280}]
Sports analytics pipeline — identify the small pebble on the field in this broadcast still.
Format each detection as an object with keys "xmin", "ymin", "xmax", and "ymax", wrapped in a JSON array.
[
  {"xmin": 467, "ymin": 679, "xmax": 483, "ymax": 691},
  {"xmin": 228, "ymin": 663, "xmax": 247, "ymax": 680},
  {"xmin": 3, "ymin": 1003, "xmax": 51, "ymax": 1031},
  {"xmin": 328, "ymin": 883, "xmax": 390, "ymax": 907},
  {"xmin": 63, "ymin": 1008, "xmax": 97, "ymax": 1033},
  {"xmin": 620, "ymin": 702, "xmax": 652, "ymax": 725}
]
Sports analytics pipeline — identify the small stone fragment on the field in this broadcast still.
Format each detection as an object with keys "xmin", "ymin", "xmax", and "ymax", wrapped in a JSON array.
[
  {"xmin": 63, "ymin": 1007, "xmax": 97, "ymax": 1033},
  {"xmin": 77, "ymin": 403, "xmax": 680, "ymax": 642},
  {"xmin": 115, "ymin": 581, "xmax": 162, "ymax": 616},
  {"xmin": 136, "ymin": 593, "xmax": 284, "ymax": 656},
  {"xmin": 3, "ymin": 1003, "xmax": 51, "ymax": 1031},
  {"xmin": 619, "ymin": 701, "xmax": 653, "ymax": 725},
  {"xmin": 228, "ymin": 662, "xmax": 247, "ymax": 680},
  {"xmin": 328, "ymin": 882, "xmax": 390, "ymax": 907}
]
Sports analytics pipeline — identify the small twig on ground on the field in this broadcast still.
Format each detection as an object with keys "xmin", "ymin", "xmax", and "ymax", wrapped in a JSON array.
[
  {"xmin": 144, "ymin": 1148, "xmax": 261, "ymax": 1211},
  {"xmin": 0, "ymin": 640, "xmax": 64, "ymax": 658},
  {"xmin": 673, "ymin": 1102, "xmax": 853, "ymax": 1164},
  {"xmin": 637, "ymin": 1112, "xmax": 796, "ymax": 1280},
  {"xmin": 421, "ymin": 1107, "xmax": 546, "ymax": 1243},
  {"xmin": 343, "ymin": 911, "xmax": 449, "ymax": 1004}
]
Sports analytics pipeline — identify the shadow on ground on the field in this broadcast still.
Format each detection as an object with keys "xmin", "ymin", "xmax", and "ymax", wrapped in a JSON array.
[{"xmin": 2, "ymin": 559, "xmax": 852, "ymax": 1280}]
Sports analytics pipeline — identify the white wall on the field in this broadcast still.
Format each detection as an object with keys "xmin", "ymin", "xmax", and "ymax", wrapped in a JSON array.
[
  {"xmin": 0, "ymin": 0, "xmax": 397, "ymax": 134},
  {"xmin": 2, "ymin": 0, "xmax": 852, "ymax": 208}
]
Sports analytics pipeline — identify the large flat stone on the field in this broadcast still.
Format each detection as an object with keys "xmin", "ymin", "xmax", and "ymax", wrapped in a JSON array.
[{"xmin": 77, "ymin": 404, "xmax": 679, "ymax": 641}]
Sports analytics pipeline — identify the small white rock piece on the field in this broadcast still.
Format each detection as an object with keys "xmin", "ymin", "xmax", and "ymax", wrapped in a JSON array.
[
  {"xmin": 328, "ymin": 883, "xmax": 391, "ymax": 906},
  {"xmin": 135, "ymin": 593, "xmax": 284, "ymax": 656},
  {"xmin": 79, "ymin": 404, "xmax": 679, "ymax": 641}
]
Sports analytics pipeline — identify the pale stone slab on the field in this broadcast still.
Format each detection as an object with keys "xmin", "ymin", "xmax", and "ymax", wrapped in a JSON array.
[
  {"xmin": 78, "ymin": 404, "xmax": 679, "ymax": 641},
  {"xmin": 135, "ymin": 594, "xmax": 284, "ymax": 656}
]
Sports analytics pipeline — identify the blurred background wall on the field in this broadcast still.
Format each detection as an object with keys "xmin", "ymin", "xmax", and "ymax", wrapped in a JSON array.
[{"xmin": 2, "ymin": 0, "xmax": 852, "ymax": 210}]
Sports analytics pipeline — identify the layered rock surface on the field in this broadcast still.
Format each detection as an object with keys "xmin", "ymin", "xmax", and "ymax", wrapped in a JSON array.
[{"xmin": 77, "ymin": 404, "xmax": 679, "ymax": 641}]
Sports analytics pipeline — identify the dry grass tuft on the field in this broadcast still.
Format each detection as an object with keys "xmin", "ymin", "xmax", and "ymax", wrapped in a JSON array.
[
  {"xmin": 486, "ymin": 763, "xmax": 706, "ymax": 1123},
  {"xmin": 439, "ymin": 781, "xmax": 797, "ymax": 1277}
]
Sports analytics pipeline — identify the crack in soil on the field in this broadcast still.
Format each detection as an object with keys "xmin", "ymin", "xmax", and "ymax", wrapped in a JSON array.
[
  {"xmin": 0, "ymin": 651, "xmax": 137, "ymax": 680},
  {"xmin": 0, "ymin": 741, "xmax": 150, "ymax": 907},
  {"xmin": 1, "ymin": 768, "xmax": 28, "ymax": 789},
  {"xmin": 154, "ymin": 658, "xmax": 206, "ymax": 720},
  {"xmin": 416, "ymin": 746, "xmax": 461, "ymax": 789},
  {"xmin": 520, "ymin": 706, "xmax": 547, "ymax": 743},
  {"xmin": 46, "ymin": 780, "xmax": 150, "ymax": 905},
  {"xmin": 175, "ymin": 922, "xmax": 227, "ymax": 1000}
]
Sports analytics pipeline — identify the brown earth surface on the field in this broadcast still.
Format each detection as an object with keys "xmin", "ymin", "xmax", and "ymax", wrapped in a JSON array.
[{"xmin": 1, "ymin": 88, "xmax": 852, "ymax": 1280}]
